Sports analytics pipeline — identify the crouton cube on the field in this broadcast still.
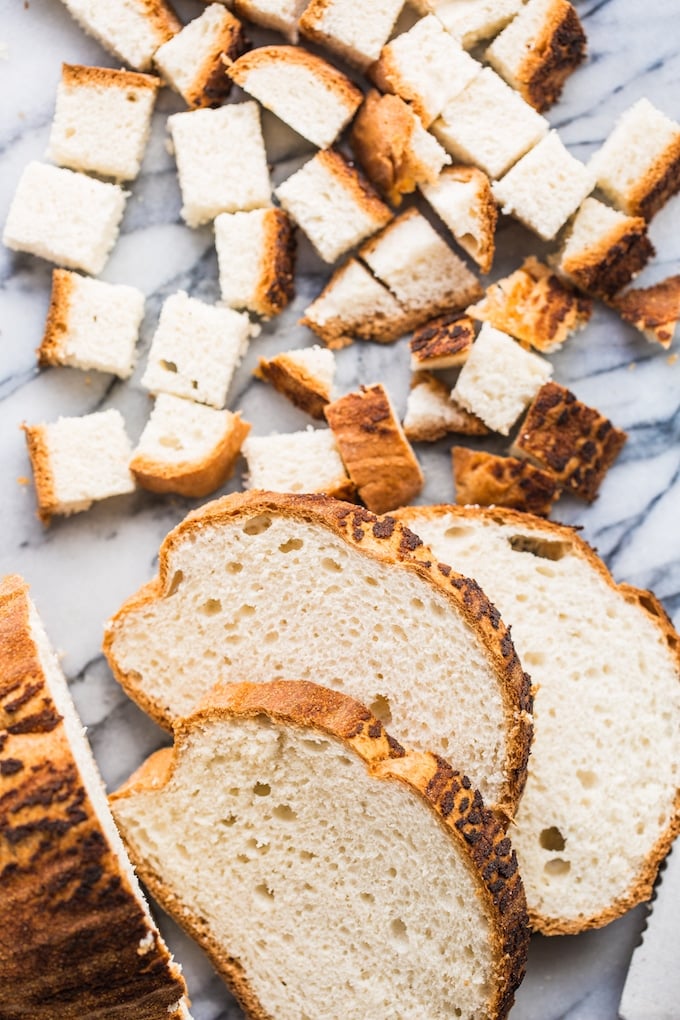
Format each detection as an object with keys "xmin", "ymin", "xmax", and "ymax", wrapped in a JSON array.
[
  {"xmin": 233, "ymin": 0, "xmax": 314, "ymax": 42},
  {"xmin": 419, "ymin": 165, "xmax": 497, "ymax": 273},
  {"xmin": 255, "ymin": 346, "xmax": 335, "ymax": 419},
  {"xmin": 299, "ymin": 0, "xmax": 406, "ymax": 70},
  {"xmin": 452, "ymin": 446, "xmax": 560, "ymax": 515},
  {"xmin": 404, "ymin": 374, "xmax": 488, "ymax": 442},
  {"xmin": 409, "ymin": 312, "xmax": 476, "ymax": 370},
  {"xmin": 58, "ymin": 0, "xmax": 180, "ymax": 71},
  {"xmin": 419, "ymin": 0, "xmax": 528, "ymax": 49},
  {"xmin": 611, "ymin": 275, "xmax": 680, "ymax": 349},
  {"xmin": 214, "ymin": 208, "xmax": 296, "ymax": 317},
  {"xmin": 242, "ymin": 428, "xmax": 355, "ymax": 500}
]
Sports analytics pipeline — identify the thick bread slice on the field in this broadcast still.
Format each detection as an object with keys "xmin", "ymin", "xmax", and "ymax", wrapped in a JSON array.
[
  {"xmin": 0, "ymin": 575, "xmax": 188, "ymax": 1018},
  {"xmin": 104, "ymin": 491, "xmax": 533, "ymax": 817},
  {"xmin": 111, "ymin": 679, "xmax": 530, "ymax": 1020},
  {"xmin": 393, "ymin": 506, "xmax": 680, "ymax": 933}
]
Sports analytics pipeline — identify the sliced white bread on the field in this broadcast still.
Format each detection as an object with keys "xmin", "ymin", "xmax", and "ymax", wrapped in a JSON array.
[
  {"xmin": 420, "ymin": 0, "xmax": 528, "ymax": 49},
  {"xmin": 154, "ymin": 4, "xmax": 246, "ymax": 108},
  {"xmin": 242, "ymin": 428, "xmax": 355, "ymax": 499},
  {"xmin": 394, "ymin": 505, "xmax": 680, "ymax": 933},
  {"xmin": 299, "ymin": 0, "xmax": 405, "ymax": 69},
  {"xmin": 451, "ymin": 446, "xmax": 560, "ymax": 516},
  {"xmin": 232, "ymin": 0, "xmax": 308, "ymax": 41},
  {"xmin": 103, "ymin": 490, "xmax": 534, "ymax": 816},
  {"xmin": 58, "ymin": 0, "xmax": 180, "ymax": 71},
  {"xmin": 409, "ymin": 311, "xmax": 476, "ymax": 370},
  {"xmin": 404, "ymin": 373, "xmax": 489, "ymax": 442},
  {"xmin": 611, "ymin": 275, "xmax": 680, "ymax": 349},
  {"xmin": 254, "ymin": 345, "xmax": 335, "ymax": 419},
  {"xmin": 214, "ymin": 208, "xmax": 296, "ymax": 317},
  {"xmin": 419, "ymin": 164, "xmax": 498, "ymax": 273}
]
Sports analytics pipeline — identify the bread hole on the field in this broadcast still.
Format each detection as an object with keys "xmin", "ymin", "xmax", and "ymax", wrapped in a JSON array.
[
  {"xmin": 160, "ymin": 359, "xmax": 178, "ymax": 373},
  {"xmin": 167, "ymin": 570, "xmax": 184, "ymax": 595},
  {"xmin": 237, "ymin": 604, "xmax": 256, "ymax": 619},
  {"xmin": 389, "ymin": 918, "xmax": 408, "ymax": 948},
  {"xmin": 253, "ymin": 782, "xmax": 271, "ymax": 797},
  {"xmin": 226, "ymin": 560, "xmax": 243, "ymax": 574},
  {"xmin": 242, "ymin": 514, "xmax": 273, "ymax": 535},
  {"xmin": 200, "ymin": 598, "xmax": 222, "ymax": 616},
  {"xmin": 279, "ymin": 537, "xmax": 303, "ymax": 553},
  {"xmin": 247, "ymin": 837, "xmax": 270, "ymax": 854},
  {"xmin": 524, "ymin": 650, "xmax": 545, "ymax": 667},
  {"xmin": 411, "ymin": 597, "xmax": 425, "ymax": 610},
  {"xmin": 392, "ymin": 623, "xmax": 408, "ymax": 642},
  {"xmin": 364, "ymin": 575, "xmax": 379, "ymax": 586},
  {"xmin": 360, "ymin": 892, "xmax": 375, "ymax": 904},
  {"xmin": 444, "ymin": 526, "xmax": 473, "ymax": 540},
  {"xmin": 387, "ymin": 866, "xmax": 397, "ymax": 879},
  {"xmin": 254, "ymin": 882, "xmax": 275, "ymax": 901},
  {"xmin": 264, "ymin": 630, "xmax": 279, "ymax": 644},
  {"xmin": 301, "ymin": 738, "xmax": 331, "ymax": 753},
  {"xmin": 635, "ymin": 822, "xmax": 645, "ymax": 835},
  {"xmin": 535, "ymin": 563, "xmax": 557, "ymax": 578},
  {"xmin": 539, "ymin": 826, "xmax": 566, "ymax": 851},
  {"xmin": 220, "ymin": 814, "xmax": 238, "ymax": 828},
  {"xmin": 369, "ymin": 694, "xmax": 392, "ymax": 726},
  {"xmin": 321, "ymin": 556, "xmax": 343, "ymax": 572},
  {"xmin": 576, "ymin": 770, "xmax": 597, "ymax": 789},
  {"xmin": 508, "ymin": 535, "xmax": 569, "ymax": 560},
  {"xmin": 126, "ymin": 91, "xmax": 138, "ymax": 102},
  {"xmin": 544, "ymin": 858, "xmax": 571, "ymax": 876},
  {"xmin": 236, "ymin": 853, "xmax": 250, "ymax": 864},
  {"xmin": 272, "ymin": 804, "xmax": 297, "ymax": 822}
]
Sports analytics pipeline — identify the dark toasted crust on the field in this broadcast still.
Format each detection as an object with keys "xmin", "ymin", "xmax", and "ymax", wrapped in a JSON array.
[
  {"xmin": 350, "ymin": 91, "xmax": 428, "ymax": 205},
  {"xmin": 255, "ymin": 353, "xmax": 331, "ymax": 419},
  {"xmin": 255, "ymin": 209, "xmax": 297, "ymax": 317},
  {"xmin": 112, "ymin": 678, "xmax": 530, "ymax": 1019},
  {"xmin": 0, "ymin": 575, "xmax": 186, "ymax": 1019},
  {"xmin": 560, "ymin": 216, "xmax": 654, "ymax": 299},
  {"xmin": 61, "ymin": 62, "xmax": 162, "ymax": 93},
  {"xmin": 610, "ymin": 273, "xmax": 680, "ymax": 348},
  {"xmin": 183, "ymin": 8, "xmax": 248, "ymax": 108},
  {"xmin": 38, "ymin": 269, "xmax": 75, "ymax": 368},
  {"xmin": 511, "ymin": 0, "xmax": 586, "ymax": 111},
  {"xmin": 21, "ymin": 424, "xmax": 56, "ymax": 525},
  {"xmin": 227, "ymin": 44, "xmax": 363, "ymax": 112},
  {"xmin": 452, "ymin": 446, "xmax": 560, "ymax": 516},
  {"xmin": 628, "ymin": 133, "xmax": 680, "ymax": 220},
  {"xmin": 410, "ymin": 312, "xmax": 476, "ymax": 369}
]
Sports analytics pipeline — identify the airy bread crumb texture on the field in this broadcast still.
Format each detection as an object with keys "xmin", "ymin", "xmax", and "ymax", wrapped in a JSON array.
[
  {"xmin": 404, "ymin": 373, "xmax": 489, "ymax": 442},
  {"xmin": 420, "ymin": 164, "xmax": 498, "ymax": 273},
  {"xmin": 424, "ymin": 0, "xmax": 528, "ymax": 49},
  {"xmin": 243, "ymin": 428, "xmax": 354, "ymax": 499},
  {"xmin": 215, "ymin": 208, "xmax": 296, "ymax": 317},
  {"xmin": 58, "ymin": 0, "xmax": 181, "ymax": 71},
  {"xmin": 299, "ymin": 0, "xmax": 406, "ymax": 69},
  {"xmin": 255, "ymin": 345, "xmax": 335, "ymax": 419},
  {"xmin": 451, "ymin": 445, "xmax": 560, "ymax": 515}
]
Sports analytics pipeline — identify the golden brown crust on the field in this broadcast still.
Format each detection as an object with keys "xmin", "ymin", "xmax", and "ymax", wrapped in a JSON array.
[
  {"xmin": 182, "ymin": 9, "xmax": 248, "ymax": 108},
  {"xmin": 316, "ymin": 148, "xmax": 393, "ymax": 228},
  {"xmin": 451, "ymin": 446, "xmax": 560, "ymax": 516},
  {"xmin": 143, "ymin": 0, "xmax": 182, "ymax": 41},
  {"xmin": 21, "ymin": 424, "xmax": 56, "ymax": 525},
  {"xmin": 0, "ymin": 575, "xmax": 187, "ymax": 1019},
  {"xmin": 409, "ymin": 311, "xmax": 476, "ymax": 369},
  {"xmin": 298, "ymin": 0, "xmax": 390, "ymax": 69},
  {"xmin": 253, "ymin": 208, "xmax": 297, "ymax": 317},
  {"xmin": 227, "ymin": 44, "xmax": 363, "ymax": 113},
  {"xmin": 610, "ymin": 273, "xmax": 680, "ymax": 348},
  {"xmin": 508, "ymin": 0, "xmax": 586, "ymax": 111},
  {"xmin": 350, "ymin": 91, "xmax": 430, "ymax": 206},
  {"xmin": 61, "ymin": 62, "xmax": 162, "ymax": 93},
  {"xmin": 255, "ymin": 353, "xmax": 331, "ymax": 419},
  {"xmin": 38, "ymin": 269, "xmax": 75, "ymax": 369},
  {"xmin": 559, "ymin": 216, "xmax": 655, "ymax": 298},
  {"xmin": 405, "ymin": 373, "xmax": 489, "ymax": 441},
  {"xmin": 627, "ymin": 132, "xmax": 680, "ymax": 220}
]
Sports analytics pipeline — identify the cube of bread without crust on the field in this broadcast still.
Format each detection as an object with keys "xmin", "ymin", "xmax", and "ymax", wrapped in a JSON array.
[
  {"xmin": 275, "ymin": 149, "xmax": 392, "ymax": 264},
  {"xmin": 38, "ymin": 269, "xmax": 144, "ymax": 379},
  {"xmin": 23, "ymin": 410, "xmax": 135, "ymax": 524},
  {"xmin": 611, "ymin": 275, "xmax": 680, "ymax": 349},
  {"xmin": 325, "ymin": 383, "xmax": 424, "ymax": 513},
  {"xmin": 409, "ymin": 312, "xmax": 476, "ymax": 370},
  {"xmin": 168, "ymin": 103, "xmax": 271, "ymax": 228},
  {"xmin": 452, "ymin": 323, "xmax": 552, "ymax": 435},
  {"xmin": 511, "ymin": 381, "xmax": 627, "ymax": 501},
  {"xmin": 242, "ymin": 428, "xmax": 355, "ymax": 500},
  {"xmin": 414, "ymin": 0, "xmax": 528, "ymax": 49},
  {"xmin": 227, "ymin": 46, "xmax": 363, "ymax": 149},
  {"xmin": 589, "ymin": 98, "xmax": 680, "ymax": 220},
  {"xmin": 58, "ymin": 0, "xmax": 181, "ymax": 71},
  {"xmin": 131, "ymin": 395, "xmax": 250, "ymax": 498},
  {"xmin": 154, "ymin": 4, "xmax": 246, "ymax": 109},
  {"xmin": 485, "ymin": 0, "xmax": 586, "ymax": 111},
  {"xmin": 3, "ymin": 162, "xmax": 126, "ymax": 276},
  {"xmin": 255, "ymin": 345, "xmax": 335, "ymax": 419},
  {"xmin": 404, "ymin": 374, "xmax": 489, "ymax": 442},
  {"xmin": 47, "ymin": 64, "xmax": 160, "ymax": 181},
  {"xmin": 214, "ymin": 208, "xmax": 296, "ymax": 317},
  {"xmin": 452, "ymin": 446, "xmax": 560, "ymax": 516},
  {"xmin": 419, "ymin": 165, "xmax": 497, "ymax": 273},
  {"xmin": 299, "ymin": 0, "xmax": 405, "ymax": 70},
  {"xmin": 232, "ymin": 0, "xmax": 308, "ymax": 41}
]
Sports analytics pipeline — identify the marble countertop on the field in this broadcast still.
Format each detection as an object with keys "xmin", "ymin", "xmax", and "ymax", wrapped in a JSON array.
[{"xmin": 1, "ymin": 1, "xmax": 679, "ymax": 1017}]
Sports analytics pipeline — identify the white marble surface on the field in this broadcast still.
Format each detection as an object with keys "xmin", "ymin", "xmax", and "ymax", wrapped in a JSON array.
[{"xmin": 1, "ymin": 0, "xmax": 679, "ymax": 1017}]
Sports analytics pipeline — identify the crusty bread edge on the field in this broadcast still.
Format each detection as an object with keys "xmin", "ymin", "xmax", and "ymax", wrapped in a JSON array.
[
  {"xmin": 21, "ymin": 423, "xmax": 57, "ymax": 525},
  {"xmin": 253, "ymin": 208, "xmax": 297, "ymax": 317},
  {"xmin": 38, "ymin": 269, "xmax": 75, "ymax": 369},
  {"xmin": 62, "ymin": 62, "xmax": 162, "ymax": 93},
  {"xmin": 227, "ymin": 44, "xmax": 363, "ymax": 113},
  {"xmin": 179, "ymin": 9, "xmax": 246, "ymax": 109}
]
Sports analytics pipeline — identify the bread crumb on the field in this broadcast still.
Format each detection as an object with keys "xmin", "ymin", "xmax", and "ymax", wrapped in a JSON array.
[{"xmin": 668, "ymin": 353, "xmax": 678, "ymax": 365}]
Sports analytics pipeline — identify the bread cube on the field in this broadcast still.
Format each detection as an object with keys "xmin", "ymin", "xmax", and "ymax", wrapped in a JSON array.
[
  {"xmin": 275, "ymin": 149, "xmax": 392, "ymax": 264},
  {"xmin": 23, "ymin": 409, "xmax": 135, "ymax": 524},
  {"xmin": 168, "ymin": 103, "xmax": 271, "ymax": 228},
  {"xmin": 255, "ymin": 345, "xmax": 335, "ymax": 419},
  {"xmin": 433, "ymin": 67, "xmax": 548, "ymax": 180},
  {"xmin": 232, "ymin": 0, "xmax": 308, "ymax": 41},
  {"xmin": 452, "ymin": 322, "xmax": 552, "ymax": 435},
  {"xmin": 421, "ymin": 0, "xmax": 527, "ymax": 49},
  {"xmin": 589, "ymin": 98, "xmax": 680, "ymax": 220},
  {"xmin": 611, "ymin": 275, "xmax": 680, "ymax": 349},
  {"xmin": 131, "ymin": 394, "xmax": 250, "ymax": 497},
  {"xmin": 215, "ymin": 208, "xmax": 296, "ymax": 317},
  {"xmin": 242, "ymin": 428, "xmax": 355, "ymax": 500},
  {"xmin": 419, "ymin": 165, "xmax": 497, "ymax": 273},
  {"xmin": 404, "ymin": 373, "xmax": 488, "ymax": 442},
  {"xmin": 227, "ymin": 46, "xmax": 362, "ymax": 149},
  {"xmin": 409, "ymin": 312, "xmax": 476, "ymax": 370},
  {"xmin": 38, "ymin": 269, "xmax": 144, "ymax": 378},
  {"xmin": 141, "ymin": 292, "xmax": 252, "ymax": 408},
  {"xmin": 47, "ymin": 64, "xmax": 160, "ymax": 181},
  {"xmin": 58, "ymin": 0, "xmax": 180, "ymax": 71},
  {"xmin": 299, "ymin": 0, "xmax": 405, "ymax": 70},
  {"xmin": 451, "ymin": 446, "xmax": 559, "ymax": 515},
  {"xmin": 3, "ymin": 162, "xmax": 126, "ymax": 275}
]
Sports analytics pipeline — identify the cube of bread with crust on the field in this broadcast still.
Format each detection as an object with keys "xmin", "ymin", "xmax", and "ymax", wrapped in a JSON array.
[
  {"xmin": 325, "ymin": 383, "xmax": 424, "ymax": 513},
  {"xmin": 131, "ymin": 394, "xmax": 250, "ymax": 497},
  {"xmin": 227, "ymin": 46, "xmax": 363, "ymax": 149},
  {"xmin": 38, "ymin": 269, "xmax": 144, "ymax": 378},
  {"xmin": 214, "ymin": 208, "xmax": 296, "ymax": 317},
  {"xmin": 141, "ymin": 292, "xmax": 252, "ymax": 408},
  {"xmin": 154, "ymin": 4, "xmax": 246, "ymax": 109},
  {"xmin": 416, "ymin": 0, "xmax": 528, "ymax": 49},
  {"xmin": 452, "ymin": 322, "xmax": 552, "ymax": 435},
  {"xmin": 275, "ymin": 149, "xmax": 392, "ymax": 264},
  {"xmin": 493, "ymin": 131, "xmax": 594, "ymax": 240},
  {"xmin": 23, "ymin": 409, "xmax": 135, "ymax": 524},
  {"xmin": 58, "ymin": 0, "xmax": 180, "ymax": 71},
  {"xmin": 3, "ymin": 162, "xmax": 126, "ymax": 276},
  {"xmin": 232, "ymin": 0, "xmax": 308, "ymax": 41},
  {"xmin": 255, "ymin": 345, "xmax": 335, "ymax": 419},
  {"xmin": 371, "ymin": 15, "xmax": 480, "ymax": 127},
  {"xmin": 467, "ymin": 256, "xmax": 592, "ymax": 353},
  {"xmin": 419, "ymin": 165, "xmax": 497, "ymax": 273},
  {"xmin": 47, "ymin": 64, "xmax": 160, "ymax": 181},
  {"xmin": 350, "ymin": 91, "xmax": 451, "ymax": 206},
  {"xmin": 404, "ymin": 373, "xmax": 489, "ymax": 442},
  {"xmin": 553, "ymin": 197, "xmax": 654, "ymax": 299},
  {"xmin": 610, "ymin": 275, "xmax": 680, "ymax": 349},
  {"xmin": 511, "ymin": 381, "xmax": 627, "ymax": 501},
  {"xmin": 485, "ymin": 0, "xmax": 586, "ymax": 111},
  {"xmin": 589, "ymin": 98, "xmax": 680, "ymax": 220},
  {"xmin": 433, "ymin": 68, "xmax": 548, "ymax": 180},
  {"xmin": 168, "ymin": 103, "xmax": 271, "ymax": 227},
  {"xmin": 299, "ymin": 0, "xmax": 405, "ymax": 70},
  {"xmin": 452, "ymin": 445, "xmax": 560, "ymax": 515},
  {"xmin": 242, "ymin": 427, "xmax": 356, "ymax": 499},
  {"xmin": 409, "ymin": 312, "xmax": 476, "ymax": 370}
]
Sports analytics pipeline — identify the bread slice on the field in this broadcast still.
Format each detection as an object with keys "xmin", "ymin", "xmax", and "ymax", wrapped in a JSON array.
[
  {"xmin": 214, "ymin": 208, "xmax": 296, "ymax": 317},
  {"xmin": 299, "ymin": 0, "xmax": 405, "ymax": 70},
  {"xmin": 420, "ymin": 0, "xmax": 528, "ymax": 49},
  {"xmin": 254, "ymin": 345, "xmax": 335, "ymax": 419},
  {"xmin": 111, "ymin": 679, "xmax": 529, "ymax": 1019},
  {"xmin": 232, "ymin": 0, "xmax": 308, "ymax": 40},
  {"xmin": 242, "ymin": 428, "xmax": 355, "ymax": 499},
  {"xmin": 611, "ymin": 274, "xmax": 680, "ymax": 349},
  {"xmin": 394, "ymin": 505, "xmax": 680, "ymax": 933},
  {"xmin": 131, "ymin": 395, "xmax": 250, "ymax": 498},
  {"xmin": 58, "ymin": 0, "xmax": 180, "ymax": 71},
  {"xmin": 404, "ymin": 373, "xmax": 489, "ymax": 442},
  {"xmin": 451, "ymin": 446, "xmax": 560, "ymax": 515},
  {"xmin": 409, "ymin": 311, "xmax": 476, "ymax": 370},
  {"xmin": 227, "ymin": 45, "xmax": 363, "ymax": 149},
  {"xmin": 47, "ymin": 63, "xmax": 160, "ymax": 181},
  {"xmin": 420, "ymin": 164, "xmax": 498, "ymax": 273},
  {"xmin": 103, "ymin": 490, "xmax": 533, "ymax": 816},
  {"xmin": 0, "ymin": 575, "xmax": 188, "ymax": 1017}
]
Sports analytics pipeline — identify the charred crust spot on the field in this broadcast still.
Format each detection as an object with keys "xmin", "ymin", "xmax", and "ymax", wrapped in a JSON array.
[
  {"xmin": 8, "ymin": 706, "xmax": 62, "ymax": 734},
  {"xmin": 372, "ymin": 517, "xmax": 395, "ymax": 539},
  {"xmin": 438, "ymin": 562, "xmax": 451, "ymax": 576},
  {"xmin": 461, "ymin": 775, "xmax": 472, "ymax": 790},
  {"xmin": 399, "ymin": 528, "xmax": 423, "ymax": 554},
  {"xmin": 524, "ymin": 6, "xmax": 587, "ymax": 111},
  {"xmin": 367, "ymin": 721, "xmax": 382, "ymax": 739},
  {"xmin": 0, "ymin": 758, "xmax": 24, "ymax": 776},
  {"xmin": 385, "ymin": 733, "xmax": 406, "ymax": 757}
]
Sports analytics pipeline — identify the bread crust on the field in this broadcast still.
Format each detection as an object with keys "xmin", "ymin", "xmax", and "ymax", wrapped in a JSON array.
[
  {"xmin": 451, "ymin": 446, "xmax": 560, "ymax": 516},
  {"xmin": 254, "ymin": 208, "xmax": 297, "ymax": 317},
  {"xmin": 409, "ymin": 311, "xmax": 475, "ymax": 369},
  {"xmin": 38, "ymin": 268, "xmax": 75, "ymax": 369},
  {"xmin": 436, "ymin": 165, "xmax": 498, "ymax": 274},
  {"xmin": 255, "ymin": 354, "xmax": 331, "ymax": 419},
  {"xmin": 626, "ymin": 132, "xmax": 680, "ymax": 220},
  {"xmin": 508, "ymin": 0, "xmax": 586, "ymax": 111},
  {"xmin": 138, "ymin": 0, "xmax": 182, "ymax": 43},
  {"xmin": 227, "ymin": 44, "xmax": 363, "ymax": 114},
  {"xmin": 559, "ymin": 215, "xmax": 655, "ymax": 298},
  {"xmin": 21, "ymin": 424, "xmax": 57, "ymax": 525},
  {"xmin": 0, "ymin": 575, "xmax": 187, "ymax": 1018},
  {"xmin": 610, "ymin": 273, "xmax": 680, "ymax": 348},
  {"xmin": 299, "ymin": 0, "xmax": 396, "ymax": 69},
  {"xmin": 61, "ymin": 62, "xmax": 162, "ymax": 93},
  {"xmin": 183, "ymin": 9, "xmax": 248, "ymax": 108},
  {"xmin": 316, "ymin": 148, "xmax": 393, "ymax": 229},
  {"xmin": 112, "ymin": 678, "xmax": 530, "ymax": 1019}
]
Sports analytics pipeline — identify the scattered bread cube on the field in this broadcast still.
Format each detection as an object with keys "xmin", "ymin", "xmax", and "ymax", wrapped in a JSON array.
[
  {"xmin": 141, "ymin": 292, "xmax": 252, "ymax": 408},
  {"xmin": 553, "ymin": 196, "xmax": 654, "ymax": 298},
  {"xmin": 214, "ymin": 208, "xmax": 296, "ymax": 317},
  {"xmin": 227, "ymin": 45, "xmax": 363, "ymax": 149},
  {"xmin": 47, "ymin": 64, "xmax": 160, "ymax": 181},
  {"xmin": 419, "ymin": 165, "xmax": 497, "ymax": 273},
  {"xmin": 23, "ymin": 409, "xmax": 135, "ymax": 524},
  {"xmin": 409, "ymin": 312, "xmax": 476, "ymax": 370},
  {"xmin": 154, "ymin": 4, "xmax": 246, "ymax": 109},
  {"xmin": 231, "ymin": 0, "xmax": 308, "ymax": 41},
  {"xmin": 611, "ymin": 275, "xmax": 680, "ymax": 349},
  {"xmin": 58, "ymin": 0, "xmax": 180, "ymax": 71},
  {"xmin": 38, "ymin": 269, "xmax": 144, "ymax": 378},
  {"xmin": 511, "ymin": 381, "xmax": 627, "ymax": 501},
  {"xmin": 404, "ymin": 373, "xmax": 489, "ymax": 442},
  {"xmin": 299, "ymin": 0, "xmax": 405, "ymax": 70},
  {"xmin": 452, "ymin": 445, "xmax": 560, "ymax": 515},
  {"xmin": 242, "ymin": 427, "xmax": 355, "ymax": 499},
  {"xmin": 467, "ymin": 256, "xmax": 592, "ymax": 352},
  {"xmin": 324, "ymin": 383, "xmax": 424, "ymax": 513},
  {"xmin": 589, "ymin": 98, "xmax": 680, "ymax": 220},
  {"xmin": 3, "ymin": 162, "xmax": 126, "ymax": 276},
  {"xmin": 485, "ymin": 0, "xmax": 586, "ymax": 111},
  {"xmin": 275, "ymin": 149, "xmax": 392, "ymax": 264},
  {"xmin": 433, "ymin": 67, "xmax": 548, "ymax": 179},
  {"xmin": 452, "ymin": 322, "xmax": 552, "ymax": 435},
  {"xmin": 417, "ymin": 0, "xmax": 528, "ymax": 49},
  {"xmin": 255, "ymin": 345, "xmax": 335, "ymax": 419},
  {"xmin": 168, "ymin": 102, "xmax": 271, "ymax": 228},
  {"xmin": 131, "ymin": 394, "xmax": 250, "ymax": 497}
]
